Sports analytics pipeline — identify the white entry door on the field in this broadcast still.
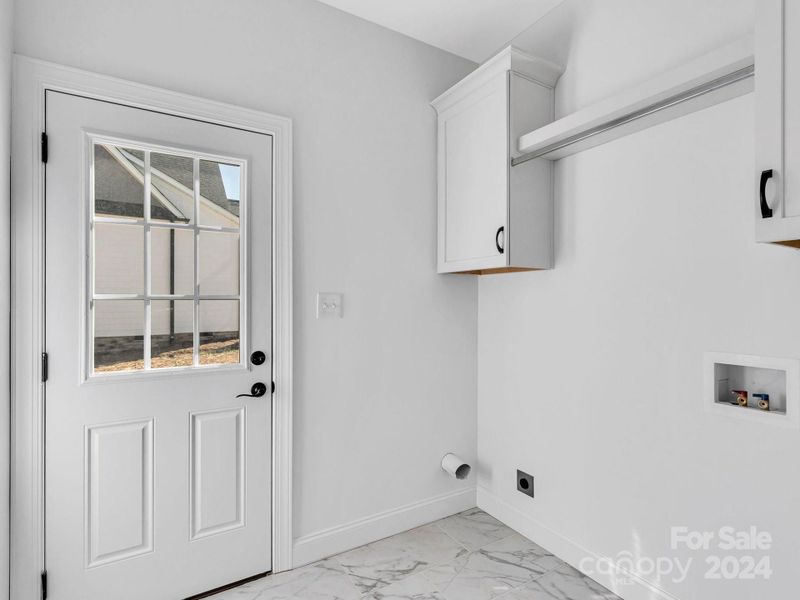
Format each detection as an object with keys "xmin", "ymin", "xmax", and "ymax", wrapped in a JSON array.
[{"xmin": 44, "ymin": 91, "xmax": 273, "ymax": 600}]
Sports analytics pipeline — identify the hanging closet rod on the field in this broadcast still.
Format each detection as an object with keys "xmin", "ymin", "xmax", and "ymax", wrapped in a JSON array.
[{"xmin": 511, "ymin": 63, "xmax": 754, "ymax": 167}]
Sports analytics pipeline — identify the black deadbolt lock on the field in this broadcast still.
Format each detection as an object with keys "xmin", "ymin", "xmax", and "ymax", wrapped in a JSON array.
[{"xmin": 250, "ymin": 350, "xmax": 267, "ymax": 366}]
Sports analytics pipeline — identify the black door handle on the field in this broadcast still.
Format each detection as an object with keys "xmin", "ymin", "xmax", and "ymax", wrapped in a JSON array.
[
  {"xmin": 495, "ymin": 226, "xmax": 505, "ymax": 254},
  {"xmin": 237, "ymin": 382, "xmax": 268, "ymax": 398},
  {"xmin": 760, "ymin": 169, "xmax": 774, "ymax": 219}
]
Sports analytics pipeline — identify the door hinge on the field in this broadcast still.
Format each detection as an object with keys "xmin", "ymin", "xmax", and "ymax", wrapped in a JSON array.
[
  {"xmin": 272, "ymin": 381, "xmax": 275, "ymax": 394},
  {"xmin": 41, "ymin": 570, "xmax": 47, "ymax": 600},
  {"xmin": 41, "ymin": 133, "xmax": 48, "ymax": 164},
  {"xmin": 41, "ymin": 352, "xmax": 48, "ymax": 383}
]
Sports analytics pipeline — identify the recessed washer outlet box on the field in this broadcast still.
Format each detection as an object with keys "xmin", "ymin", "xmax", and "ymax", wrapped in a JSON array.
[{"xmin": 704, "ymin": 352, "xmax": 800, "ymax": 429}]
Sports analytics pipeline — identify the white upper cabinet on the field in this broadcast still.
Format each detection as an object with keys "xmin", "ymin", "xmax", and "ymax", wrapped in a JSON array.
[
  {"xmin": 756, "ymin": 0, "xmax": 800, "ymax": 247},
  {"xmin": 432, "ymin": 47, "xmax": 561, "ymax": 274}
]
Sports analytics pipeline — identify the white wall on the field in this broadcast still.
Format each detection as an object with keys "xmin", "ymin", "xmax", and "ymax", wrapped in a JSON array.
[
  {"xmin": 478, "ymin": 1, "xmax": 800, "ymax": 599},
  {"xmin": 13, "ymin": 0, "xmax": 478, "ymax": 562},
  {"xmin": 0, "ymin": 0, "xmax": 11, "ymax": 595},
  {"xmin": 510, "ymin": 0, "xmax": 755, "ymax": 116}
]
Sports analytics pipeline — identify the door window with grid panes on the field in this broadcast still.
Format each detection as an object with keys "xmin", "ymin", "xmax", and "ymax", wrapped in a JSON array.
[{"xmin": 90, "ymin": 141, "xmax": 246, "ymax": 375}]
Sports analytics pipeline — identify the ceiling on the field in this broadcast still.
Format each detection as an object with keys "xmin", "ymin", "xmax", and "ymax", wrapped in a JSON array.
[{"xmin": 315, "ymin": 0, "xmax": 566, "ymax": 63}]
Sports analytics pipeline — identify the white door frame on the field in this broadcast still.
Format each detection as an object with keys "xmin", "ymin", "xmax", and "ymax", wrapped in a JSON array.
[{"xmin": 11, "ymin": 56, "xmax": 294, "ymax": 600}]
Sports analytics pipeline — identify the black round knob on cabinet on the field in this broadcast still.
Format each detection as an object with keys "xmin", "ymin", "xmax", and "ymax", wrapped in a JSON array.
[{"xmin": 250, "ymin": 350, "xmax": 267, "ymax": 366}]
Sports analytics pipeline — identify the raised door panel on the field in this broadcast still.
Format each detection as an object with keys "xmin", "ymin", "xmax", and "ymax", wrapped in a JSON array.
[
  {"xmin": 190, "ymin": 408, "xmax": 245, "ymax": 540},
  {"xmin": 86, "ymin": 419, "xmax": 154, "ymax": 568},
  {"xmin": 442, "ymin": 72, "xmax": 508, "ymax": 270}
]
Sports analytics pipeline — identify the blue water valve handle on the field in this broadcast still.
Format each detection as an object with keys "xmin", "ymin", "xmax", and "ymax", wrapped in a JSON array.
[{"xmin": 753, "ymin": 394, "xmax": 770, "ymax": 411}]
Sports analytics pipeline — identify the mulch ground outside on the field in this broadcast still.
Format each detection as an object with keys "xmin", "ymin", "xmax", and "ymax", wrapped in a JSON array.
[{"xmin": 95, "ymin": 338, "xmax": 240, "ymax": 372}]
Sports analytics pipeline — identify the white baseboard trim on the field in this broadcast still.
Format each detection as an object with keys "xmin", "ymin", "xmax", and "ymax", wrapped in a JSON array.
[
  {"xmin": 477, "ymin": 487, "xmax": 680, "ymax": 600},
  {"xmin": 292, "ymin": 487, "xmax": 476, "ymax": 569}
]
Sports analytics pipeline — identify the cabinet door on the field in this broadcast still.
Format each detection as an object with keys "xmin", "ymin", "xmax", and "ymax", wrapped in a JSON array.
[
  {"xmin": 756, "ymin": 0, "xmax": 800, "ymax": 245},
  {"xmin": 438, "ymin": 72, "xmax": 508, "ymax": 272}
]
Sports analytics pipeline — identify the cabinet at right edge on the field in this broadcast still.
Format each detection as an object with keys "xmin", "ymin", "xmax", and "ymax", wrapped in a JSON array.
[{"xmin": 756, "ymin": 0, "xmax": 800, "ymax": 246}]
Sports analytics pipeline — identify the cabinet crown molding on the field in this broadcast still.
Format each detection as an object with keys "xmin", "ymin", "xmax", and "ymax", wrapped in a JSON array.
[{"xmin": 432, "ymin": 46, "xmax": 562, "ymax": 114}]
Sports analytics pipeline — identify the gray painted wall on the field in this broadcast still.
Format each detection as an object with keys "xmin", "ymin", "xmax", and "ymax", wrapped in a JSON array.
[
  {"xmin": 13, "ymin": 0, "xmax": 478, "ymax": 557},
  {"xmin": 477, "ymin": 2, "xmax": 800, "ymax": 599}
]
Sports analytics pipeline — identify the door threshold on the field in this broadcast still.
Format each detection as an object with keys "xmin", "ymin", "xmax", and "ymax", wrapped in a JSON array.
[{"xmin": 184, "ymin": 571, "xmax": 271, "ymax": 600}]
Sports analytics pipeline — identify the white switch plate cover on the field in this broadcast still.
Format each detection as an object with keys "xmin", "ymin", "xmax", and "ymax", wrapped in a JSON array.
[{"xmin": 316, "ymin": 292, "xmax": 343, "ymax": 319}]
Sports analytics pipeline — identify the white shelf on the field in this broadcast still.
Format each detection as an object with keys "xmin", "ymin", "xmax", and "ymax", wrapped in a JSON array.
[{"xmin": 516, "ymin": 36, "xmax": 754, "ymax": 162}]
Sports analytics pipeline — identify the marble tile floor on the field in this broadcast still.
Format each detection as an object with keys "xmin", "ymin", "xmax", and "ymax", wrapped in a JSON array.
[{"xmin": 213, "ymin": 508, "xmax": 621, "ymax": 600}]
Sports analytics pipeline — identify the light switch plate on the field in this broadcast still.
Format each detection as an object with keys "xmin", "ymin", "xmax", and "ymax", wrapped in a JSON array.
[{"xmin": 316, "ymin": 292, "xmax": 343, "ymax": 319}]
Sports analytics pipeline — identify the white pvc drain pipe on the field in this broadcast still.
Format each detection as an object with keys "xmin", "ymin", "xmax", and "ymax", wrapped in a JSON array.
[{"xmin": 441, "ymin": 453, "xmax": 471, "ymax": 480}]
